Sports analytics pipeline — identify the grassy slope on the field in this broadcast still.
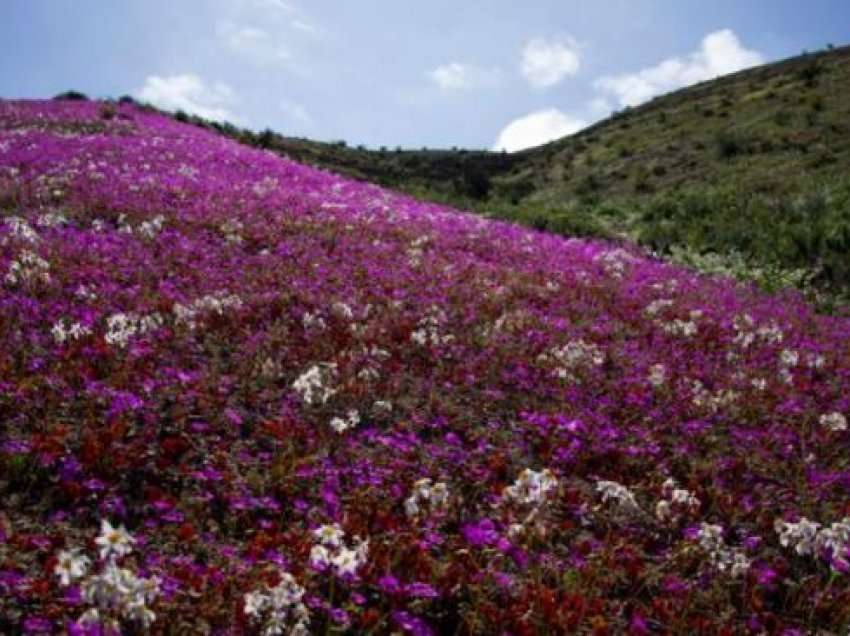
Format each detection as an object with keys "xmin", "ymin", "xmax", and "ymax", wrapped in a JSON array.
[{"xmin": 195, "ymin": 45, "xmax": 850, "ymax": 213}]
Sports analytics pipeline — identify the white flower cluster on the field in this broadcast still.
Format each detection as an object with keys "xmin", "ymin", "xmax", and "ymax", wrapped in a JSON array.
[
  {"xmin": 51, "ymin": 318, "xmax": 92, "ymax": 344},
  {"xmin": 2, "ymin": 216, "xmax": 40, "ymax": 244},
  {"xmin": 819, "ymin": 412, "xmax": 847, "ymax": 432},
  {"xmin": 36, "ymin": 211, "xmax": 69, "ymax": 228},
  {"xmin": 775, "ymin": 517, "xmax": 820, "ymax": 556},
  {"xmin": 504, "ymin": 468, "xmax": 558, "ymax": 506},
  {"xmin": 55, "ymin": 520, "xmax": 159, "ymax": 631},
  {"xmin": 594, "ymin": 248, "xmax": 637, "ymax": 279},
  {"xmin": 5, "ymin": 249, "xmax": 51, "ymax": 285},
  {"xmin": 292, "ymin": 363, "xmax": 338, "ymax": 405},
  {"xmin": 137, "ymin": 215, "xmax": 165, "ymax": 239},
  {"xmin": 105, "ymin": 312, "xmax": 164, "ymax": 348},
  {"xmin": 407, "ymin": 235, "xmax": 430, "ymax": 267},
  {"xmin": 644, "ymin": 298, "xmax": 674, "ymax": 317},
  {"xmin": 538, "ymin": 338, "xmax": 604, "ymax": 380},
  {"xmin": 173, "ymin": 292, "xmax": 243, "ymax": 330},
  {"xmin": 329, "ymin": 409, "xmax": 360, "ymax": 434},
  {"xmin": 220, "ymin": 218, "xmax": 244, "ymax": 244},
  {"xmin": 243, "ymin": 571, "xmax": 310, "ymax": 636},
  {"xmin": 332, "ymin": 301, "xmax": 355, "ymax": 320},
  {"xmin": 410, "ymin": 306, "xmax": 454, "ymax": 347},
  {"xmin": 404, "ymin": 478, "xmax": 449, "ymax": 518},
  {"xmin": 775, "ymin": 517, "xmax": 850, "ymax": 571},
  {"xmin": 309, "ymin": 524, "xmax": 369, "ymax": 578},
  {"xmin": 596, "ymin": 480, "xmax": 641, "ymax": 514},
  {"xmin": 731, "ymin": 313, "xmax": 786, "ymax": 349},
  {"xmin": 690, "ymin": 380, "xmax": 739, "ymax": 414},
  {"xmin": 661, "ymin": 312, "xmax": 701, "ymax": 338},
  {"xmin": 117, "ymin": 213, "xmax": 134, "ymax": 234},
  {"xmin": 696, "ymin": 523, "xmax": 750, "ymax": 578},
  {"xmin": 655, "ymin": 478, "xmax": 700, "ymax": 523},
  {"xmin": 302, "ymin": 311, "xmax": 327, "ymax": 331},
  {"xmin": 778, "ymin": 348, "xmax": 799, "ymax": 384}
]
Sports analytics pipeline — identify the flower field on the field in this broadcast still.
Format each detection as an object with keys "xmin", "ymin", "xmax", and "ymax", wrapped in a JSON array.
[{"xmin": 1, "ymin": 99, "xmax": 849, "ymax": 634}]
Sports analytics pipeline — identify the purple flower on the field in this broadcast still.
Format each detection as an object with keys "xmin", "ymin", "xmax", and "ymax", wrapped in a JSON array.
[
  {"xmin": 23, "ymin": 617, "xmax": 52, "ymax": 634},
  {"xmin": 378, "ymin": 574, "xmax": 401, "ymax": 594},
  {"xmin": 392, "ymin": 610, "xmax": 435, "ymax": 636},
  {"xmin": 405, "ymin": 582, "xmax": 439, "ymax": 599},
  {"xmin": 461, "ymin": 519, "xmax": 498, "ymax": 548},
  {"xmin": 329, "ymin": 607, "xmax": 350, "ymax": 625}
]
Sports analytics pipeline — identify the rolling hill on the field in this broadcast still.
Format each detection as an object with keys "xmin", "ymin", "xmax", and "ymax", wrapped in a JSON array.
[
  {"xmin": 2, "ymin": 97, "xmax": 850, "ymax": 633},
  {"xmin": 152, "ymin": 43, "xmax": 850, "ymax": 307}
]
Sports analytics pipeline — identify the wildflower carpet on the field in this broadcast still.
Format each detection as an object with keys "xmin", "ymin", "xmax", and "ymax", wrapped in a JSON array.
[{"xmin": 1, "ymin": 99, "xmax": 849, "ymax": 634}]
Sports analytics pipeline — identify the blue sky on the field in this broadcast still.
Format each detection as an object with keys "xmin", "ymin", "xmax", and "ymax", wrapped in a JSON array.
[{"xmin": 1, "ymin": 1, "xmax": 847, "ymax": 150}]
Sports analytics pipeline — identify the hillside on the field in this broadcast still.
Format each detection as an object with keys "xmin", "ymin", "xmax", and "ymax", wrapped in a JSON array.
[
  {"xmin": 157, "ymin": 43, "xmax": 850, "ymax": 305},
  {"xmin": 2, "ymin": 99, "xmax": 850, "ymax": 633}
]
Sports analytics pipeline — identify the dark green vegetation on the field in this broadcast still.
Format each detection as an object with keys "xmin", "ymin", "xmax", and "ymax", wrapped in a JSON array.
[{"xmin": 63, "ymin": 44, "xmax": 850, "ymax": 308}]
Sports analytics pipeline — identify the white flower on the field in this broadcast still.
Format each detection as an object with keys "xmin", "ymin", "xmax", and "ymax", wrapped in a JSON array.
[
  {"xmin": 404, "ymin": 496, "xmax": 420, "ymax": 518},
  {"xmin": 313, "ymin": 523, "xmax": 345, "ymax": 548},
  {"xmin": 243, "ymin": 570, "xmax": 310, "ymax": 635},
  {"xmin": 330, "ymin": 548, "xmax": 361, "ymax": 577},
  {"xmin": 55, "ymin": 549, "xmax": 90, "ymax": 586},
  {"xmin": 329, "ymin": 409, "xmax": 359, "ymax": 434},
  {"xmin": 244, "ymin": 590, "xmax": 269, "ymax": 617},
  {"xmin": 644, "ymin": 298, "xmax": 673, "ymax": 317},
  {"xmin": 95, "ymin": 519, "xmax": 135, "ymax": 561},
  {"xmin": 405, "ymin": 478, "xmax": 449, "ymax": 518},
  {"xmin": 292, "ymin": 363, "xmax": 337, "ymax": 405},
  {"xmin": 329, "ymin": 537, "xmax": 369, "ymax": 578},
  {"xmin": 671, "ymin": 488, "xmax": 700, "ymax": 508},
  {"xmin": 775, "ymin": 517, "xmax": 821, "ymax": 556},
  {"xmin": 309, "ymin": 544, "xmax": 330, "ymax": 569},
  {"xmin": 662, "ymin": 319, "xmax": 697, "ymax": 338},
  {"xmin": 538, "ymin": 339, "xmax": 604, "ymax": 380},
  {"xmin": 820, "ymin": 412, "xmax": 847, "ymax": 432},
  {"xmin": 302, "ymin": 311, "xmax": 326, "ymax": 331},
  {"xmin": 505, "ymin": 468, "xmax": 558, "ymax": 506},
  {"xmin": 779, "ymin": 349, "xmax": 799, "ymax": 368}
]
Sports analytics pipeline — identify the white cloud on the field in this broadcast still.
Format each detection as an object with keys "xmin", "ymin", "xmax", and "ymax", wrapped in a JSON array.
[
  {"xmin": 521, "ymin": 37, "xmax": 580, "ymax": 88},
  {"xmin": 427, "ymin": 62, "xmax": 502, "ymax": 91},
  {"xmin": 493, "ymin": 108, "xmax": 586, "ymax": 152},
  {"xmin": 594, "ymin": 29, "xmax": 763, "ymax": 108},
  {"xmin": 218, "ymin": 22, "xmax": 291, "ymax": 65},
  {"xmin": 136, "ymin": 74, "xmax": 239, "ymax": 123}
]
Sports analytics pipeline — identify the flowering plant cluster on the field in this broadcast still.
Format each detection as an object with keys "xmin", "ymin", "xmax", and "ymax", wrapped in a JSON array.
[{"xmin": 1, "ymin": 99, "xmax": 850, "ymax": 633}]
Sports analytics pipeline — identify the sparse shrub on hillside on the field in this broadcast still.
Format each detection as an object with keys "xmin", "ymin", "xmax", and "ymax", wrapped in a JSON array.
[
  {"xmin": 798, "ymin": 59, "xmax": 824, "ymax": 87},
  {"xmin": 52, "ymin": 90, "xmax": 89, "ymax": 101},
  {"xmin": 257, "ymin": 128, "xmax": 276, "ymax": 149},
  {"xmin": 715, "ymin": 129, "xmax": 750, "ymax": 159}
]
